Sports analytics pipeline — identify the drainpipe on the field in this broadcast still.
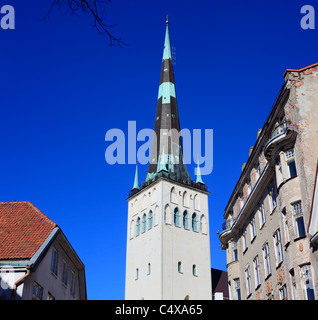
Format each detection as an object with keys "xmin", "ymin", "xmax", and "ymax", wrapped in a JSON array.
[{"xmin": 11, "ymin": 266, "xmax": 31, "ymax": 300}]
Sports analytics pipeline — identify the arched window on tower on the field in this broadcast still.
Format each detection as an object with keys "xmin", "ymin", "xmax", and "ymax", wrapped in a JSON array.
[
  {"xmin": 183, "ymin": 211, "xmax": 189, "ymax": 230},
  {"xmin": 142, "ymin": 214, "xmax": 147, "ymax": 233},
  {"xmin": 136, "ymin": 217, "xmax": 141, "ymax": 236},
  {"xmin": 183, "ymin": 191, "xmax": 190, "ymax": 207},
  {"xmin": 170, "ymin": 187, "xmax": 177, "ymax": 203},
  {"xmin": 192, "ymin": 213, "xmax": 198, "ymax": 232},
  {"xmin": 142, "ymin": 194, "xmax": 147, "ymax": 210},
  {"xmin": 178, "ymin": 261, "xmax": 183, "ymax": 273},
  {"xmin": 130, "ymin": 220, "xmax": 135, "ymax": 239},
  {"xmin": 148, "ymin": 211, "xmax": 153, "ymax": 230},
  {"xmin": 174, "ymin": 207, "xmax": 180, "ymax": 227},
  {"xmin": 200, "ymin": 215, "xmax": 207, "ymax": 234},
  {"xmin": 192, "ymin": 264, "xmax": 197, "ymax": 276},
  {"xmin": 194, "ymin": 194, "xmax": 200, "ymax": 211},
  {"xmin": 165, "ymin": 204, "xmax": 172, "ymax": 224}
]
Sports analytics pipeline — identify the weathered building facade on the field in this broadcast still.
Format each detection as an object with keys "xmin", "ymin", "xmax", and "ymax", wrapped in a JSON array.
[{"xmin": 219, "ymin": 63, "xmax": 318, "ymax": 300}]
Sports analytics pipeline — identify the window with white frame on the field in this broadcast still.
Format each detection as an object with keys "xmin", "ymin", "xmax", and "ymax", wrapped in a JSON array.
[
  {"xmin": 136, "ymin": 217, "xmax": 141, "ymax": 236},
  {"xmin": 234, "ymin": 278, "xmax": 241, "ymax": 300},
  {"xmin": 245, "ymin": 265, "xmax": 252, "ymax": 297},
  {"xmin": 250, "ymin": 214, "xmax": 256, "ymax": 242},
  {"xmin": 285, "ymin": 149, "xmax": 297, "ymax": 178},
  {"xmin": 300, "ymin": 264, "xmax": 315, "ymax": 300},
  {"xmin": 142, "ymin": 213, "xmax": 147, "ymax": 233},
  {"xmin": 253, "ymin": 255, "xmax": 261, "ymax": 288},
  {"xmin": 242, "ymin": 230, "xmax": 248, "ymax": 253},
  {"xmin": 258, "ymin": 200, "xmax": 266, "ymax": 228},
  {"xmin": 273, "ymin": 229, "xmax": 283, "ymax": 266},
  {"xmin": 292, "ymin": 201, "xmax": 306, "ymax": 238},
  {"xmin": 262, "ymin": 243, "xmax": 271, "ymax": 278},
  {"xmin": 232, "ymin": 240, "xmax": 238, "ymax": 262},
  {"xmin": 279, "ymin": 285, "xmax": 288, "ymax": 300}
]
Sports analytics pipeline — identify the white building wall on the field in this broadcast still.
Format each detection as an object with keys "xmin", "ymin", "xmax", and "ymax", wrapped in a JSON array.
[{"xmin": 125, "ymin": 178, "xmax": 212, "ymax": 300}]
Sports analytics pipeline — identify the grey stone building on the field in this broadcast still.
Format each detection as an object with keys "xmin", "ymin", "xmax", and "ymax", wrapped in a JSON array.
[{"xmin": 219, "ymin": 62, "xmax": 318, "ymax": 300}]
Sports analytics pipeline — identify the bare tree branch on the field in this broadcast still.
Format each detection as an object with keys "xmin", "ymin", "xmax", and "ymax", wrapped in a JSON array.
[{"xmin": 43, "ymin": 0, "xmax": 127, "ymax": 47}]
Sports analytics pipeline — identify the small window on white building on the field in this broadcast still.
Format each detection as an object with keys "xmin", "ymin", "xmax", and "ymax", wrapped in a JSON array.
[
  {"xmin": 200, "ymin": 215, "xmax": 207, "ymax": 234},
  {"xmin": 142, "ymin": 213, "xmax": 147, "ymax": 233},
  {"xmin": 178, "ymin": 261, "xmax": 183, "ymax": 273},
  {"xmin": 136, "ymin": 217, "xmax": 141, "ymax": 236},
  {"xmin": 183, "ymin": 191, "xmax": 190, "ymax": 208},
  {"xmin": 136, "ymin": 268, "xmax": 139, "ymax": 280},
  {"xmin": 192, "ymin": 213, "xmax": 198, "ymax": 232},
  {"xmin": 174, "ymin": 208, "xmax": 180, "ymax": 227},
  {"xmin": 192, "ymin": 264, "xmax": 197, "ymax": 276},
  {"xmin": 170, "ymin": 187, "xmax": 177, "ymax": 203},
  {"xmin": 147, "ymin": 263, "xmax": 151, "ymax": 275}
]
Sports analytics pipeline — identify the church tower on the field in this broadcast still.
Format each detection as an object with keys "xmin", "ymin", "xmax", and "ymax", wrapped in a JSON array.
[{"xmin": 125, "ymin": 20, "xmax": 212, "ymax": 300}]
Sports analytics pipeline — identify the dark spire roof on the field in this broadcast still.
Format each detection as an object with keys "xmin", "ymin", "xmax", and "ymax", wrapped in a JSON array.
[{"xmin": 145, "ymin": 21, "xmax": 191, "ymax": 184}]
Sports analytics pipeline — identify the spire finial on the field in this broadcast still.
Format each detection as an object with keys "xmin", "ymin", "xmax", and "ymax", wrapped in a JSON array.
[{"xmin": 166, "ymin": 15, "xmax": 169, "ymax": 25}]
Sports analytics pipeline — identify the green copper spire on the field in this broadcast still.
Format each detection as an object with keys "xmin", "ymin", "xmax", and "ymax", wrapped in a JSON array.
[
  {"xmin": 146, "ymin": 18, "xmax": 191, "ymax": 184},
  {"xmin": 196, "ymin": 156, "xmax": 204, "ymax": 184},
  {"xmin": 163, "ymin": 19, "xmax": 172, "ymax": 60},
  {"xmin": 132, "ymin": 162, "xmax": 140, "ymax": 190}
]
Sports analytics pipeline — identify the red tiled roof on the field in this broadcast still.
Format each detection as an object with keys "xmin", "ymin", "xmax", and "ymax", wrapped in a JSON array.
[{"xmin": 0, "ymin": 202, "xmax": 57, "ymax": 260}]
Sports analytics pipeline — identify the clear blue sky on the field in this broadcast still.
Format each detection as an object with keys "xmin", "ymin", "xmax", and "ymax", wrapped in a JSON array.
[{"xmin": 1, "ymin": 0, "xmax": 318, "ymax": 299}]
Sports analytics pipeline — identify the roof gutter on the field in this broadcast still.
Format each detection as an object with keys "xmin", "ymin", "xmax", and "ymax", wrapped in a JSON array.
[{"xmin": 11, "ymin": 266, "xmax": 31, "ymax": 300}]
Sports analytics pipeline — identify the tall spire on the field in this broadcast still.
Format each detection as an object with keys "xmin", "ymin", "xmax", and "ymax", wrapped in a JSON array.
[{"xmin": 146, "ymin": 20, "xmax": 191, "ymax": 183}]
